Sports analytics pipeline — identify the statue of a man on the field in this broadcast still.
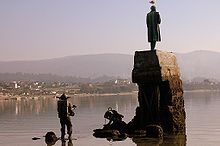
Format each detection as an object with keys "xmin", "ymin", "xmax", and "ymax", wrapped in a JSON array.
[{"xmin": 146, "ymin": 5, "xmax": 161, "ymax": 50}]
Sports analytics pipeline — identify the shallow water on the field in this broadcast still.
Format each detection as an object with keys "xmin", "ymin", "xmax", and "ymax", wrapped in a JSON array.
[{"xmin": 0, "ymin": 91, "xmax": 220, "ymax": 146}]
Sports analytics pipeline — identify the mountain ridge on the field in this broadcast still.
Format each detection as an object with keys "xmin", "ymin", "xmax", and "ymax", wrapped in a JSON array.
[{"xmin": 0, "ymin": 50, "xmax": 219, "ymax": 81}]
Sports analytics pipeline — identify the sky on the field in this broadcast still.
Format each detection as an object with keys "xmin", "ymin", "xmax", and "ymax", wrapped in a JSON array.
[{"xmin": 0, "ymin": 0, "xmax": 220, "ymax": 61}]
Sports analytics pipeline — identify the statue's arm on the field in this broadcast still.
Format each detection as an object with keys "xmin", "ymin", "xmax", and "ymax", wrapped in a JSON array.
[
  {"xmin": 146, "ymin": 14, "xmax": 149, "ymax": 27},
  {"xmin": 157, "ymin": 12, "xmax": 161, "ymax": 24}
]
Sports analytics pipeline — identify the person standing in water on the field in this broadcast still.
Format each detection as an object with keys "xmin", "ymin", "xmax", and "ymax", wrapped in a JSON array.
[{"xmin": 57, "ymin": 93, "xmax": 76, "ymax": 141}]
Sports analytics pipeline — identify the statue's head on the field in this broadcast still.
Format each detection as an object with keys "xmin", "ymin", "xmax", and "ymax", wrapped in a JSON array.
[{"xmin": 150, "ymin": 5, "xmax": 156, "ymax": 11}]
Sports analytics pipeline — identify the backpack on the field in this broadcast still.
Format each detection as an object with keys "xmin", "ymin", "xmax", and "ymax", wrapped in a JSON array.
[{"xmin": 57, "ymin": 100, "xmax": 67, "ymax": 117}]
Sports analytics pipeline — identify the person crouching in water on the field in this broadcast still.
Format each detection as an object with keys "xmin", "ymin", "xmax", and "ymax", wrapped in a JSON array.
[{"xmin": 57, "ymin": 93, "xmax": 76, "ymax": 141}]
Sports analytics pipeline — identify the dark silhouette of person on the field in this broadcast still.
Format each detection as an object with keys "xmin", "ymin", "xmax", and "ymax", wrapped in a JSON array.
[
  {"xmin": 57, "ymin": 93, "xmax": 76, "ymax": 141},
  {"xmin": 103, "ymin": 108, "xmax": 127, "ymax": 133},
  {"xmin": 146, "ymin": 5, "xmax": 161, "ymax": 50}
]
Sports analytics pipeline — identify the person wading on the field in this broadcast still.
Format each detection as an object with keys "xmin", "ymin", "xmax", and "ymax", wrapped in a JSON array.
[{"xmin": 57, "ymin": 93, "xmax": 76, "ymax": 141}]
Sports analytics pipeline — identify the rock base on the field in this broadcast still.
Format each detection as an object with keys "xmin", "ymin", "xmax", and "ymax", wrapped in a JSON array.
[{"xmin": 131, "ymin": 50, "xmax": 186, "ymax": 134}]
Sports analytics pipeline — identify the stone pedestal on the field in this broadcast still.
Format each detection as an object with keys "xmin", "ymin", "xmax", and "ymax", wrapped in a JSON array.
[{"xmin": 131, "ymin": 50, "xmax": 186, "ymax": 134}]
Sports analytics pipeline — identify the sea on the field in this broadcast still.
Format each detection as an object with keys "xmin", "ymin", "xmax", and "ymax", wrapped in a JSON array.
[{"xmin": 1, "ymin": 91, "xmax": 220, "ymax": 146}]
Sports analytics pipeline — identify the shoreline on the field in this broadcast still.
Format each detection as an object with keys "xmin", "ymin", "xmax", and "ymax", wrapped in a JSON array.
[
  {"xmin": 184, "ymin": 89, "xmax": 220, "ymax": 93},
  {"xmin": 1, "ymin": 89, "xmax": 220, "ymax": 100},
  {"xmin": 69, "ymin": 91, "xmax": 138, "ymax": 97},
  {"xmin": 0, "ymin": 91, "xmax": 138, "ymax": 100}
]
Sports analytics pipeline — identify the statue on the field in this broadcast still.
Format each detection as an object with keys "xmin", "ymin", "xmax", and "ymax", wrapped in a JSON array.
[
  {"xmin": 93, "ymin": 2, "xmax": 186, "ymax": 141},
  {"xmin": 146, "ymin": 5, "xmax": 161, "ymax": 50}
]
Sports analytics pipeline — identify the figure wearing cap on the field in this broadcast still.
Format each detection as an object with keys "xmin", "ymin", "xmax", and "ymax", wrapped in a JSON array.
[{"xmin": 57, "ymin": 93, "xmax": 76, "ymax": 140}]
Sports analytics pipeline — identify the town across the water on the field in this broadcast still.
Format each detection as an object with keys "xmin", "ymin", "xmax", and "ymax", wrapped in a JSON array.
[{"xmin": 1, "ymin": 78, "xmax": 220, "ymax": 99}]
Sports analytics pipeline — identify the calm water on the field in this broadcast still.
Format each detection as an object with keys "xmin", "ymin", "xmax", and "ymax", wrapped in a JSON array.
[{"xmin": 1, "ymin": 91, "xmax": 220, "ymax": 146}]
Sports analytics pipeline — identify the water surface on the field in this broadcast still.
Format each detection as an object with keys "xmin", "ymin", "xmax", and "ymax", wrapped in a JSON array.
[{"xmin": 0, "ymin": 91, "xmax": 220, "ymax": 146}]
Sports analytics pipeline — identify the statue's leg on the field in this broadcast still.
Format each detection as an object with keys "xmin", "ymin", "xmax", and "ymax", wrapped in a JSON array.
[{"xmin": 150, "ymin": 41, "xmax": 156, "ymax": 50}]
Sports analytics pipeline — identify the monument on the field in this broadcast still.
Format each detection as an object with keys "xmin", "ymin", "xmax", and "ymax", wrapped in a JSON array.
[
  {"xmin": 93, "ymin": 1, "xmax": 186, "ymax": 141},
  {"xmin": 128, "ymin": 50, "xmax": 186, "ymax": 135}
]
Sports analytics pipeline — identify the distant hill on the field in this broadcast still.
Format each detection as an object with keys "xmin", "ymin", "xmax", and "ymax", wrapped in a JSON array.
[
  {"xmin": 176, "ymin": 50, "xmax": 220, "ymax": 80},
  {"xmin": 0, "ymin": 54, "xmax": 133, "ymax": 79},
  {"xmin": 0, "ymin": 50, "xmax": 220, "ymax": 81}
]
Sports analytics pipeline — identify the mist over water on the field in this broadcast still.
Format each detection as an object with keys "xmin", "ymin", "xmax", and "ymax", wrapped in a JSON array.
[{"xmin": 1, "ymin": 91, "xmax": 220, "ymax": 146}]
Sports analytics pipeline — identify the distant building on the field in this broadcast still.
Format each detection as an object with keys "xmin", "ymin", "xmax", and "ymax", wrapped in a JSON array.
[{"xmin": 13, "ymin": 81, "xmax": 18, "ymax": 89}]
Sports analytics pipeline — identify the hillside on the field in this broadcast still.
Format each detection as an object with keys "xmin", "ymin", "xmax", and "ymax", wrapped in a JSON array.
[
  {"xmin": 0, "ymin": 50, "xmax": 220, "ymax": 81},
  {"xmin": 176, "ymin": 50, "xmax": 220, "ymax": 80},
  {"xmin": 0, "ymin": 54, "xmax": 133, "ymax": 78}
]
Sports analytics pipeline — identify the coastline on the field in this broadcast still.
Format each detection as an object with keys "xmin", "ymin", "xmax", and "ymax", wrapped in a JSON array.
[
  {"xmin": 69, "ymin": 91, "xmax": 138, "ymax": 97},
  {"xmin": 184, "ymin": 89, "xmax": 220, "ymax": 93},
  {"xmin": 1, "ymin": 89, "xmax": 220, "ymax": 100},
  {"xmin": 0, "ymin": 91, "xmax": 138, "ymax": 100}
]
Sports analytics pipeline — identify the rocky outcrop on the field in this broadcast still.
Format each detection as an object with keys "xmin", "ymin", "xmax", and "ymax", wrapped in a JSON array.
[
  {"xmin": 131, "ymin": 50, "xmax": 186, "ymax": 134},
  {"xmin": 93, "ymin": 50, "xmax": 186, "ymax": 140}
]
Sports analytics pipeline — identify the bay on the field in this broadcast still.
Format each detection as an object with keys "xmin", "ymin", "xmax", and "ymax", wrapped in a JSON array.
[{"xmin": 0, "ymin": 91, "xmax": 220, "ymax": 146}]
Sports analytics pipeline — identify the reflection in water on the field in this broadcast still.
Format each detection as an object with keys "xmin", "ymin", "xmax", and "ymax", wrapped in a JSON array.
[
  {"xmin": 1, "ymin": 91, "xmax": 220, "ymax": 146},
  {"xmin": 46, "ymin": 139, "xmax": 73, "ymax": 146},
  {"xmin": 0, "ymin": 97, "xmax": 55, "ymax": 117},
  {"xmin": 132, "ymin": 134, "xmax": 186, "ymax": 146},
  {"xmin": 132, "ymin": 137, "xmax": 163, "ymax": 146},
  {"xmin": 61, "ymin": 140, "xmax": 73, "ymax": 146}
]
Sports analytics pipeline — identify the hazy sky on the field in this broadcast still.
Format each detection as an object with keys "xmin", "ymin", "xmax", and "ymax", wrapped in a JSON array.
[{"xmin": 1, "ymin": 0, "xmax": 220, "ymax": 61}]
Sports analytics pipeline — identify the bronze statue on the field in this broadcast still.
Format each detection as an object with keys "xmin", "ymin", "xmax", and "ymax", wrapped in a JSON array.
[{"xmin": 146, "ymin": 5, "xmax": 161, "ymax": 50}]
